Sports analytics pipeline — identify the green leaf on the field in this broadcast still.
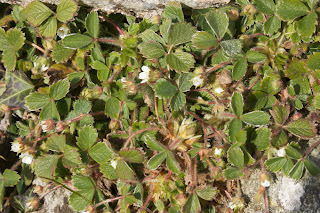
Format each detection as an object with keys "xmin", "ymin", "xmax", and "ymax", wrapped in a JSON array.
[
  {"xmin": 74, "ymin": 99, "xmax": 92, "ymax": 115},
  {"xmin": 179, "ymin": 73, "xmax": 193, "ymax": 92},
  {"xmin": 86, "ymin": 12, "xmax": 99, "ymax": 38},
  {"xmin": 221, "ymin": 39, "xmax": 243, "ymax": 58},
  {"xmin": 47, "ymin": 134, "xmax": 66, "ymax": 152},
  {"xmin": 159, "ymin": 18, "xmax": 172, "ymax": 43},
  {"xmin": 89, "ymin": 142, "xmax": 113, "ymax": 164},
  {"xmin": 166, "ymin": 151, "xmax": 180, "ymax": 173},
  {"xmin": 312, "ymin": 93, "xmax": 320, "ymax": 109},
  {"xmin": 251, "ymin": 127, "xmax": 271, "ymax": 151},
  {"xmin": 147, "ymin": 151, "xmax": 167, "ymax": 170},
  {"xmin": 62, "ymin": 145, "xmax": 82, "ymax": 168},
  {"xmin": 192, "ymin": 31, "xmax": 218, "ymax": 49},
  {"xmin": 265, "ymin": 157, "xmax": 286, "ymax": 172},
  {"xmin": 119, "ymin": 149, "xmax": 144, "ymax": 163},
  {"xmin": 272, "ymin": 130, "xmax": 287, "ymax": 148},
  {"xmin": 285, "ymin": 145, "xmax": 303, "ymax": 159},
  {"xmin": 271, "ymin": 104, "xmax": 289, "ymax": 125},
  {"xmin": 70, "ymin": 175, "xmax": 95, "ymax": 211},
  {"xmin": 56, "ymin": 0, "xmax": 77, "ymax": 22},
  {"xmin": 281, "ymin": 157, "xmax": 294, "ymax": 176},
  {"xmin": 154, "ymin": 78, "xmax": 178, "ymax": 99},
  {"xmin": 254, "ymin": 0, "xmax": 276, "ymax": 14},
  {"xmin": 260, "ymin": 76, "xmax": 281, "ymax": 95},
  {"xmin": 26, "ymin": 0, "xmax": 53, "ymax": 26},
  {"xmin": 39, "ymin": 101, "xmax": 60, "ymax": 121},
  {"xmin": 167, "ymin": 22, "xmax": 196, "ymax": 46},
  {"xmin": 38, "ymin": 16, "xmax": 57, "ymax": 38},
  {"xmin": 205, "ymin": 10, "xmax": 229, "ymax": 39},
  {"xmin": 196, "ymin": 187, "xmax": 217, "ymax": 201},
  {"xmin": 240, "ymin": 111, "xmax": 270, "ymax": 126},
  {"xmin": 0, "ymin": 70, "xmax": 33, "ymax": 109},
  {"xmin": 0, "ymin": 176, "xmax": 3, "ymax": 212},
  {"xmin": 166, "ymin": 52, "xmax": 195, "ymax": 72},
  {"xmin": 229, "ymin": 118, "xmax": 242, "ymax": 142},
  {"xmin": 162, "ymin": 1, "xmax": 184, "ymax": 22},
  {"xmin": 35, "ymin": 155, "xmax": 59, "ymax": 179},
  {"xmin": 100, "ymin": 162, "xmax": 117, "ymax": 180},
  {"xmin": 183, "ymin": 193, "xmax": 201, "ymax": 213},
  {"xmin": 306, "ymin": 52, "xmax": 320, "ymax": 70},
  {"xmin": 276, "ymin": 0, "xmax": 308, "ymax": 21},
  {"xmin": 61, "ymin": 34, "xmax": 93, "ymax": 49},
  {"xmin": 140, "ymin": 29, "xmax": 165, "ymax": 45},
  {"xmin": 116, "ymin": 160, "xmax": 135, "ymax": 180},
  {"xmin": 285, "ymin": 58, "xmax": 309, "ymax": 79},
  {"xmin": 307, "ymin": 0, "xmax": 318, "ymax": 10},
  {"xmin": 231, "ymin": 92, "xmax": 243, "ymax": 117},
  {"xmin": 228, "ymin": 146, "xmax": 244, "ymax": 168},
  {"xmin": 142, "ymin": 133, "xmax": 167, "ymax": 152},
  {"xmin": 289, "ymin": 160, "xmax": 304, "ymax": 180},
  {"xmin": 6, "ymin": 28, "xmax": 25, "ymax": 51},
  {"xmin": 3, "ymin": 169, "xmax": 20, "ymax": 187},
  {"xmin": 49, "ymin": 79, "xmax": 70, "ymax": 100},
  {"xmin": 285, "ymin": 119, "xmax": 316, "ymax": 138},
  {"xmin": 223, "ymin": 167, "xmax": 244, "ymax": 180},
  {"xmin": 297, "ymin": 12, "xmax": 317, "ymax": 38},
  {"xmin": 304, "ymin": 159, "xmax": 320, "ymax": 176},
  {"xmin": 0, "ymin": 28, "xmax": 9, "ymax": 50},
  {"xmin": 140, "ymin": 41, "xmax": 166, "ymax": 59},
  {"xmin": 245, "ymin": 50, "xmax": 266, "ymax": 63},
  {"xmin": 105, "ymin": 97, "xmax": 121, "ymax": 119},
  {"xmin": 2, "ymin": 49, "xmax": 16, "ymax": 71},
  {"xmin": 76, "ymin": 126, "xmax": 98, "ymax": 151},
  {"xmin": 170, "ymin": 92, "xmax": 186, "ymax": 111},
  {"xmin": 233, "ymin": 58, "xmax": 247, "ymax": 80},
  {"xmin": 264, "ymin": 15, "xmax": 281, "ymax": 35},
  {"xmin": 52, "ymin": 43, "xmax": 74, "ymax": 63}
]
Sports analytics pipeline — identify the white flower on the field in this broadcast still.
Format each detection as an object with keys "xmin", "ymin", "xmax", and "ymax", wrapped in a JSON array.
[
  {"xmin": 214, "ymin": 148, "xmax": 223, "ymax": 156},
  {"xmin": 41, "ymin": 64, "xmax": 49, "ymax": 71},
  {"xmin": 139, "ymin": 66, "xmax": 150, "ymax": 83},
  {"xmin": 277, "ymin": 147, "xmax": 286, "ymax": 157},
  {"xmin": 80, "ymin": 211, "xmax": 89, "ymax": 213},
  {"xmin": 261, "ymin": 179, "xmax": 270, "ymax": 188},
  {"xmin": 26, "ymin": 201, "xmax": 32, "ymax": 209},
  {"xmin": 33, "ymin": 62, "xmax": 39, "ymax": 67},
  {"xmin": 57, "ymin": 26, "xmax": 69, "ymax": 39},
  {"xmin": 11, "ymin": 141, "xmax": 22, "ymax": 153},
  {"xmin": 192, "ymin": 75, "xmax": 203, "ymax": 87},
  {"xmin": 214, "ymin": 87, "xmax": 224, "ymax": 94},
  {"xmin": 41, "ymin": 121, "xmax": 48, "ymax": 132},
  {"xmin": 228, "ymin": 202, "xmax": 236, "ymax": 209},
  {"xmin": 20, "ymin": 152, "xmax": 33, "ymax": 164},
  {"xmin": 110, "ymin": 160, "xmax": 118, "ymax": 169}
]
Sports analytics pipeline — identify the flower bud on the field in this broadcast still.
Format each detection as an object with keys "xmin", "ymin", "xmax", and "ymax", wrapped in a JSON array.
[
  {"xmin": 243, "ymin": 4, "xmax": 257, "ymax": 16},
  {"xmin": 55, "ymin": 122, "xmax": 65, "ymax": 132},
  {"xmin": 259, "ymin": 172, "xmax": 271, "ymax": 188},
  {"xmin": 227, "ymin": 9, "xmax": 239, "ymax": 21},
  {"xmin": 149, "ymin": 70, "xmax": 161, "ymax": 82},
  {"xmin": 293, "ymin": 112, "xmax": 302, "ymax": 121},
  {"xmin": 33, "ymin": 185, "xmax": 43, "ymax": 194},
  {"xmin": 109, "ymin": 119, "xmax": 119, "ymax": 131},
  {"xmin": 0, "ymin": 104, "xmax": 10, "ymax": 112},
  {"xmin": 26, "ymin": 198, "xmax": 40, "ymax": 210},
  {"xmin": 40, "ymin": 119, "xmax": 54, "ymax": 132},
  {"xmin": 151, "ymin": 15, "xmax": 160, "ymax": 25},
  {"xmin": 92, "ymin": 87, "xmax": 103, "ymax": 98}
]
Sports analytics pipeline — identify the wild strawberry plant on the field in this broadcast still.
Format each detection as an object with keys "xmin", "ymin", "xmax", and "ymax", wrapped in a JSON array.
[{"xmin": 0, "ymin": 0, "xmax": 320, "ymax": 212}]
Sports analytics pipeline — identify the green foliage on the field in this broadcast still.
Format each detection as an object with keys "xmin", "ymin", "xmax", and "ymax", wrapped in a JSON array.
[{"xmin": 1, "ymin": 1, "xmax": 320, "ymax": 212}]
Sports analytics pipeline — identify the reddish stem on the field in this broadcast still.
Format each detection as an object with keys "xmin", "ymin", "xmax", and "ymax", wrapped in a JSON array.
[
  {"xmin": 123, "ymin": 127, "xmax": 161, "ymax": 149},
  {"xmin": 187, "ymin": 111, "xmax": 208, "ymax": 148},
  {"xmin": 138, "ymin": 191, "xmax": 154, "ymax": 213},
  {"xmin": 95, "ymin": 196, "xmax": 125, "ymax": 208},
  {"xmin": 303, "ymin": 138, "xmax": 320, "ymax": 159},
  {"xmin": 247, "ymin": 63, "xmax": 261, "ymax": 90},
  {"xmin": 99, "ymin": 15, "xmax": 125, "ymax": 36},
  {"xmin": 205, "ymin": 60, "xmax": 232, "ymax": 75}
]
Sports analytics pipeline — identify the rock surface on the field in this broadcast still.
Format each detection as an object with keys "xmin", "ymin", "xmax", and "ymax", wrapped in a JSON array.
[{"xmin": 0, "ymin": 0, "xmax": 230, "ymax": 18}]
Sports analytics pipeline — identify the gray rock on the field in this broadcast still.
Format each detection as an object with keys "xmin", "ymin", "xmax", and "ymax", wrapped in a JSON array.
[{"xmin": 0, "ymin": 0, "xmax": 230, "ymax": 19}]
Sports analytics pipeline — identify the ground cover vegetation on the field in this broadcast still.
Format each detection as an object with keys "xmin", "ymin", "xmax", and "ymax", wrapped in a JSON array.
[{"xmin": 0, "ymin": 0, "xmax": 320, "ymax": 212}]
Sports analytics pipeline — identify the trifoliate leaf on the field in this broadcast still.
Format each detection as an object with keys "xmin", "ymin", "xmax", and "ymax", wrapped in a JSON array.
[
  {"xmin": 265, "ymin": 157, "xmax": 286, "ymax": 172},
  {"xmin": 38, "ymin": 16, "xmax": 57, "ymax": 38},
  {"xmin": 297, "ymin": 12, "xmax": 317, "ymax": 38},
  {"xmin": 166, "ymin": 151, "xmax": 180, "ymax": 173},
  {"xmin": 61, "ymin": 34, "xmax": 93, "ymax": 49},
  {"xmin": 116, "ymin": 160, "xmax": 135, "ymax": 180},
  {"xmin": 26, "ymin": 0, "xmax": 53, "ymax": 26},
  {"xmin": 140, "ymin": 29, "xmax": 165, "ymax": 45},
  {"xmin": 289, "ymin": 160, "xmax": 304, "ymax": 180},
  {"xmin": 0, "ymin": 70, "xmax": 33, "ymax": 109},
  {"xmin": 49, "ymin": 79, "xmax": 70, "ymax": 100},
  {"xmin": 223, "ymin": 167, "xmax": 244, "ymax": 180},
  {"xmin": 170, "ymin": 91, "xmax": 186, "ymax": 111},
  {"xmin": 52, "ymin": 43, "xmax": 74, "ymax": 63},
  {"xmin": 245, "ymin": 50, "xmax": 266, "ymax": 63},
  {"xmin": 47, "ymin": 134, "xmax": 66, "ymax": 152},
  {"xmin": 285, "ymin": 119, "xmax": 316, "ymax": 138},
  {"xmin": 148, "ymin": 151, "xmax": 167, "ymax": 170},
  {"xmin": 205, "ymin": 10, "xmax": 229, "ymax": 39},
  {"xmin": 306, "ymin": 52, "xmax": 320, "ymax": 70},
  {"xmin": 254, "ymin": 0, "xmax": 276, "ymax": 15},
  {"xmin": 228, "ymin": 146, "xmax": 244, "ymax": 168},
  {"xmin": 270, "ymin": 104, "xmax": 289, "ymax": 125},
  {"xmin": 39, "ymin": 101, "xmax": 60, "ymax": 121},
  {"xmin": 162, "ymin": 1, "xmax": 184, "ymax": 22},
  {"xmin": 89, "ymin": 142, "xmax": 113, "ymax": 164},
  {"xmin": 35, "ymin": 155, "xmax": 59, "ymax": 179},
  {"xmin": 192, "ymin": 31, "xmax": 218, "ymax": 49},
  {"xmin": 105, "ymin": 96, "xmax": 121, "ymax": 119},
  {"xmin": 251, "ymin": 127, "xmax": 271, "ymax": 151},
  {"xmin": 233, "ymin": 58, "xmax": 247, "ymax": 80},
  {"xmin": 221, "ymin": 39, "xmax": 243, "ymax": 58},
  {"xmin": 240, "ymin": 111, "xmax": 270, "ymax": 126},
  {"xmin": 166, "ymin": 52, "xmax": 195, "ymax": 72},
  {"xmin": 119, "ymin": 149, "xmax": 144, "ymax": 163},
  {"xmin": 70, "ymin": 175, "xmax": 95, "ymax": 211},
  {"xmin": 154, "ymin": 78, "xmax": 178, "ymax": 99},
  {"xmin": 3, "ymin": 169, "xmax": 20, "ymax": 187},
  {"xmin": 272, "ymin": 130, "xmax": 287, "ymax": 148},
  {"xmin": 264, "ymin": 15, "xmax": 281, "ymax": 35},
  {"xmin": 167, "ymin": 22, "xmax": 196, "ymax": 46},
  {"xmin": 56, "ymin": 0, "xmax": 77, "ymax": 22},
  {"xmin": 231, "ymin": 92, "xmax": 243, "ymax": 117},
  {"xmin": 304, "ymin": 159, "xmax": 320, "ymax": 176},
  {"xmin": 86, "ymin": 12, "xmax": 99, "ymax": 38},
  {"xmin": 276, "ymin": 0, "xmax": 308, "ymax": 21},
  {"xmin": 140, "ymin": 41, "xmax": 166, "ymax": 59},
  {"xmin": 285, "ymin": 58, "xmax": 309, "ymax": 79},
  {"xmin": 182, "ymin": 193, "xmax": 201, "ymax": 213},
  {"xmin": 100, "ymin": 162, "xmax": 117, "ymax": 180},
  {"xmin": 62, "ymin": 145, "xmax": 82, "ymax": 168},
  {"xmin": 285, "ymin": 145, "xmax": 303, "ymax": 159},
  {"xmin": 73, "ymin": 99, "xmax": 92, "ymax": 115},
  {"xmin": 6, "ymin": 28, "xmax": 25, "ymax": 50},
  {"xmin": 76, "ymin": 125, "xmax": 98, "ymax": 150}
]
